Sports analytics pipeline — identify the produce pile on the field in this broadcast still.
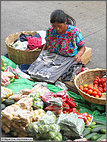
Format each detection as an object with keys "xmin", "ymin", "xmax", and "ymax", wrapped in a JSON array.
[
  {"xmin": 27, "ymin": 111, "xmax": 62, "ymax": 141},
  {"xmin": 1, "ymin": 97, "xmax": 45, "ymax": 137},
  {"xmin": 1, "ymin": 59, "xmax": 7, "ymax": 71},
  {"xmin": 1, "ymin": 56, "xmax": 106, "ymax": 141},
  {"xmin": 83, "ymin": 121, "xmax": 106, "ymax": 141},
  {"xmin": 79, "ymin": 76, "xmax": 106, "ymax": 98}
]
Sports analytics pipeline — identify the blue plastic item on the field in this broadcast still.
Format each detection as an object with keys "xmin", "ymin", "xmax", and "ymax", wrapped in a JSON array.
[{"xmin": 19, "ymin": 64, "xmax": 30, "ymax": 74}]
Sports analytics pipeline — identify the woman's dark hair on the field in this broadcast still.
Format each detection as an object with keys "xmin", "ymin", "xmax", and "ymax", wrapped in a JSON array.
[{"xmin": 50, "ymin": 9, "xmax": 76, "ymax": 26}]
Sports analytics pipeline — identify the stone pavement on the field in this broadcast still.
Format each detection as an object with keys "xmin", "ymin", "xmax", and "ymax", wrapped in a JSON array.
[{"xmin": 1, "ymin": 1, "xmax": 106, "ymax": 69}]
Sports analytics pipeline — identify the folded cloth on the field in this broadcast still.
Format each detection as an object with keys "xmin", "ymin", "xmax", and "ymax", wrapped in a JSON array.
[
  {"xmin": 11, "ymin": 40, "xmax": 28, "ymax": 50},
  {"xmin": 61, "ymin": 62, "xmax": 83, "ymax": 81},
  {"xmin": 28, "ymin": 50, "xmax": 80, "ymax": 83},
  {"xmin": 26, "ymin": 36, "xmax": 42, "ymax": 50}
]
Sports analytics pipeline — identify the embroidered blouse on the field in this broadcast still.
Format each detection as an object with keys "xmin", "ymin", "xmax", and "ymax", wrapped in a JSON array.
[{"xmin": 45, "ymin": 25, "xmax": 85, "ymax": 56}]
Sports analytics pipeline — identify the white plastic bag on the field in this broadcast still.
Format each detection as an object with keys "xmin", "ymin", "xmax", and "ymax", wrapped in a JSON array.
[{"xmin": 16, "ymin": 65, "xmax": 31, "ymax": 79}]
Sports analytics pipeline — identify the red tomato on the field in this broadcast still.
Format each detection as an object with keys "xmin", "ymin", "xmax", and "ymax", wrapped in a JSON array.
[
  {"xmin": 97, "ymin": 91, "xmax": 102, "ymax": 98},
  {"xmin": 82, "ymin": 116, "xmax": 88, "ymax": 122},
  {"xmin": 87, "ymin": 89, "xmax": 93, "ymax": 95},
  {"xmin": 79, "ymin": 85, "xmax": 84, "ymax": 91},
  {"xmin": 103, "ymin": 82, "xmax": 106, "ymax": 88},
  {"xmin": 92, "ymin": 91, "xmax": 98, "ymax": 97},
  {"xmin": 93, "ymin": 87, "xmax": 99, "ymax": 92},
  {"xmin": 98, "ymin": 87, "xmax": 103, "ymax": 93},
  {"xmin": 101, "ymin": 78, "xmax": 106, "ymax": 84},
  {"xmin": 88, "ymin": 114, "xmax": 92, "ymax": 119},
  {"xmin": 99, "ymin": 84, "xmax": 103, "ymax": 88},
  {"xmin": 103, "ymin": 88, "xmax": 106, "ymax": 92},
  {"xmin": 93, "ymin": 80, "xmax": 99, "ymax": 84},
  {"xmin": 88, "ymin": 84, "xmax": 94, "ymax": 90},
  {"xmin": 85, "ymin": 120, "xmax": 90, "ymax": 125},
  {"xmin": 94, "ymin": 84, "xmax": 98, "ymax": 88},
  {"xmin": 82, "ymin": 112, "xmax": 88, "ymax": 117},
  {"xmin": 95, "ymin": 95, "xmax": 99, "ymax": 98},
  {"xmin": 83, "ymin": 87, "xmax": 88, "ymax": 93},
  {"xmin": 94, "ymin": 77, "xmax": 100, "ymax": 81},
  {"xmin": 98, "ymin": 78, "xmax": 102, "ymax": 84},
  {"xmin": 87, "ymin": 116, "xmax": 92, "ymax": 122}
]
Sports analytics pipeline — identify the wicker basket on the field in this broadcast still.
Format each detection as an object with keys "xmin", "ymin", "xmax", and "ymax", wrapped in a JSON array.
[
  {"xmin": 5, "ymin": 31, "xmax": 42, "ymax": 65},
  {"xmin": 74, "ymin": 69, "xmax": 106, "ymax": 105}
]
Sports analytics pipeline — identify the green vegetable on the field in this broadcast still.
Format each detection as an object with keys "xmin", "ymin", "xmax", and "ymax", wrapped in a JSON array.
[
  {"xmin": 2, "ymin": 99, "xmax": 15, "ymax": 106},
  {"xmin": 91, "ymin": 134, "xmax": 101, "ymax": 141},
  {"xmin": 33, "ymin": 99, "xmax": 44, "ymax": 109},
  {"xmin": 53, "ymin": 136, "xmax": 62, "ymax": 141},
  {"xmin": 56, "ymin": 133, "xmax": 62, "ymax": 141},
  {"xmin": 83, "ymin": 127, "xmax": 92, "ymax": 137},
  {"xmin": 100, "ymin": 129, "xmax": 106, "ymax": 134},
  {"xmin": 39, "ymin": 124, "xmax": 50, "ymax": 133},
  {"xmin": 48, "ymin": 131, "xmax": 56, "ymax": 138},
  {"xmin": 91, "ymin": 125, "xmax": 96, "ymax": 129},
  {"xmin": 91, "ymin": 125, "xmax": 106, "ymax": 132},
  {"xmin": 85, "ymin": 132, "xmax": 97, "ymax": 140},
  {"xmin": 1, "ymin": 104, "xmax": 6, "ymax": 110},
  {"xmin": 88, "ymin": 121, "xmax": 96, "ymax": 127},
  {"xmin": 1, "ymin": 59, "xmax": 7, "ymax": 71},
  {"xmin": 96, "ymin": 134, "xmax": 106, "ymax": 141},
  {"xmin": 93, "ymin": 120, "xmax": 106, "ymax": 125},
  {"xmin": 1, "ymin": 67, "xmax": 6, "ymax": 71},
  {"xmin": 46, "ymin": 139, "xmax": 51, "ymax": 141},
  {"xmin": 50, "ymin": 124, "xmax": 60, "ymax": 132},
  {"xmin": 10, "ymin": 77, "xmax": 15, "ymax": 83}
]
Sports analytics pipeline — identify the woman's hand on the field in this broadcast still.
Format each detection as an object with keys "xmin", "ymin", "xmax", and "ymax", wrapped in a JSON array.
[
  {"xmin": 73, "ymin": 53, "xmax": 81, "ymax": 63},
  {"xmin": 74, "ymin": 45, "xmax": 86, "ymax": 63}
]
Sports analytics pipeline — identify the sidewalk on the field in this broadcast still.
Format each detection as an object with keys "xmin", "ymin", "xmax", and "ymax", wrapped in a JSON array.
[{"xmin": 1, "ymin": 1, "xmax": 106, "ymax": 69}]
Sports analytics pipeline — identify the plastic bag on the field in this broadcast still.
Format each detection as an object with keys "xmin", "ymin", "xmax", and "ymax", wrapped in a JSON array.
[
  {"xmin": 54, "ymin": 90, "xmax": 68, "ymax": 98},
  {"xmin": 4, "ymin": 66, "xmax": 18, "ymax": 75},
  {"xmin": 57, "ymin": 112, "xmax": 85, "ymax": 139},
  {"xmin": 55, "ymin": 81, "xmax": 68, "ymax": 90},
  {"xmin": 33, "ymin": 98, "xmax": 44, "ymax": 109},
  {"xmin": 40, "ymin": 111, "xmax": 56, "ymax": 125},
  {"xmin": 16, "ymin": 65, "xmax": 31, "ymax": 79},
  {"xmin": 27, "ymin": 111, "xmax": 62, "ymax": 141},
  {"xmin": 32, "ymin": 81, "xmax": 48, "ymax": 88},
  {"xmin": 1, "ymin": 86, "xmax": 14, "ymax": 102},
  {"xmin": 1, "ymin": 71, "xmax": 15, "ymax": 86}
]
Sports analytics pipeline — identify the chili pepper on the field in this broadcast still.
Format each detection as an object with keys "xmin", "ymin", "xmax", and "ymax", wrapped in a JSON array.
[
  {"xmin": 10, "ymin": 77, "xmax": 15, "ymax": 83},
  {"xmin": 66, "ymin": 94, "xmax": 69, "ymax": 99},
  {"xmin": 63, "ymin": 102, "xmax": 70, "ymax": 111},
  {"xmin": 63, "ymin": 102, "xmax": 69, "ymax": 107},
  {"xmin": 61, "ymin": 98, "xmax": 67, "ymax": 102},
  {"xmin": 56, "ymin": 110, "xmax": 61, "ymax": 114},
  {"xmin": 68, "ymin": 97, "xmax": 73, "ymax": 101},
  {"xmin": 45, "ymin": 105, "xmax": 55, "ymax": 111},
  {"xmin": 63, "ymin": 110, "xmax": 68, "ymax": 114},
  {"xmin": 66, "ymin": 100, "xmax": 75, "ymax": 108},
  {"xmin": 14, "ymin": 75, "xmax": 19, "ymax": 79},
  {"xmin": 71, "ymin": 108, "xmax": 81, "ymax": 115}
]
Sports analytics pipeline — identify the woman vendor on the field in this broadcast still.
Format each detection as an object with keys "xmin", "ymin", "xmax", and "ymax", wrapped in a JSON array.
[{"xmin": 28, "ymin": 9, "xmax": 86, "ymax": 83}]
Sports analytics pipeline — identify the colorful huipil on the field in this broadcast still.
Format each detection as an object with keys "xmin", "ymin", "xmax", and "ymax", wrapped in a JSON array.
[{"xmin": 45, "ymin": 25, "xmax": 85, "ymax": 57}]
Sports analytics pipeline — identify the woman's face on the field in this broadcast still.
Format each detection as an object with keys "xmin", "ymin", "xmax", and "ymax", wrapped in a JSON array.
[{"xmin": 52, "ymin": 22, "xmax": 67, "ymax": 34}]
